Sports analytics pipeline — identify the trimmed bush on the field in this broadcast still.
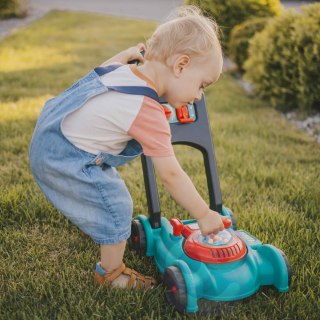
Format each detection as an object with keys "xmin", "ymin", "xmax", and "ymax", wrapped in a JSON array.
[
  {"xmin": 186, "ymin": 0, "xmax": 281, "ymax": 49},
  {"xmin": 229, "ymin": 17, "xmax": 270, "ymax": 70},
  {"xmin": 0, "ymin": 0, "xmax": 29, "ymax": 19},
  {"xmin": 244, "ymin": 4, "xmax": 320, "ymax": 112}
]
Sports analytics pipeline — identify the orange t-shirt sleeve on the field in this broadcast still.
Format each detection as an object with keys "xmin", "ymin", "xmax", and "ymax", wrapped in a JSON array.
[{"xmin": 128, "ymin": 97, "xmax": 174, "ymax": 157}]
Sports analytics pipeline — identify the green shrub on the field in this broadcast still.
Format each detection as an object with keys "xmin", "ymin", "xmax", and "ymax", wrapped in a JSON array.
[
  {"xmin": 229, "ymin": 17, "xmax": 270, "ymax": 70},
  {"xmin": 185, "ymin": 0, "xmax": 281, "ymax": 49},
  {"xmin": 244, "ymin": 4, "xmax": 320, "ymax": 112},
  {"xmin": 0, "ymin": 0, "xmax": 29, "ymax": 19}
]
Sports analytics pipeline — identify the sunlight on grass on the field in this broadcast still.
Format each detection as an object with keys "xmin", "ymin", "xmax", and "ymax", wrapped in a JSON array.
[
  {"xmin": 0, "ymin": 96, "xmax": 50, "ymax": 121},
  {"xmin": 0, "ymin": 46, "xmax": 77, "ymax": 72}
]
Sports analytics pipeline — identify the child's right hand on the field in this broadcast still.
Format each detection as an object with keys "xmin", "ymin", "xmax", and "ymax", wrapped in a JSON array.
[
  {"xmin": 197, "ymin": 210, "xmax": 227, "ymax": 236},
  {"xmin": 100, "ymin": 43, "xmax": 145, "ymax": 67}
]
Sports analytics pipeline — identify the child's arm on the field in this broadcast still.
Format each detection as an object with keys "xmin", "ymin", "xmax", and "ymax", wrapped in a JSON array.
[
  {"xmin": 152, "ymin": 155, "xmax": 228, "ymax": 236},
  {"xmin": 100, "ymin": 43, "xmax": 145, "ymax": 67}
]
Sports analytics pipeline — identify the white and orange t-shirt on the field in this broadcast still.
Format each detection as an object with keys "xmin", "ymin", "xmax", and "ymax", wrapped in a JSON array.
[{"xmin": 61, "ymin": 64, "xmax": 174, "ymax": 157}]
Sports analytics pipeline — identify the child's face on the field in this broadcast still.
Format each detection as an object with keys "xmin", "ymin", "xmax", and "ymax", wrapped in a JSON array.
[{"xmin": 164, "ymin": 51, "xmax": 222, "ymax": 109}]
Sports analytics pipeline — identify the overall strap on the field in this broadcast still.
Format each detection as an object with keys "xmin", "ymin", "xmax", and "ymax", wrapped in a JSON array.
[
  {"xmin": 94, "ymin": 65, "xmax": 160, "ymax": 103},
  {"xmin": 94, "ymin": 65, "xmax": 122, "ymax": 76},
  {"xmin": 108, "ymin": 86, "xmax": 159, "ymax": 103}
]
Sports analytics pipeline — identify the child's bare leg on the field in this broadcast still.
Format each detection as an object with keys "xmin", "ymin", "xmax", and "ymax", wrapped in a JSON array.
[
  {"xmin": 101, "ymin": 240, "xmax": 126, "ymax": 271},
  {"xmin": 100, "ymin": 241, "xmax": 129, "ymax": 288}
]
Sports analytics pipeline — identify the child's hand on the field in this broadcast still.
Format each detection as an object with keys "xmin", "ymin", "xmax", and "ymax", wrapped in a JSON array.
[
  {"xmin": 100, "ymin": 43, "xmax": 145, "ymax": 67},
  {"xmin": 197, "ymin": 210, "xmax": 227, "ymax": 236},
  {"xmin": 124, "ymin": 43, "xmax": 145, "ymax": 64}
]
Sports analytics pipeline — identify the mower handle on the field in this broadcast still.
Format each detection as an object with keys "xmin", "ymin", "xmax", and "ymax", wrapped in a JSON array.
[{"xmin": 128, "ymin": 50, "xmax": 145, "ymax": 65}]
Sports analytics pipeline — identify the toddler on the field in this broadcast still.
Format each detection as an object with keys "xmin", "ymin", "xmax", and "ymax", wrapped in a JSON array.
[{"xmin": 29, "ymin": 5, "xmax": 227, "ymax": 290}]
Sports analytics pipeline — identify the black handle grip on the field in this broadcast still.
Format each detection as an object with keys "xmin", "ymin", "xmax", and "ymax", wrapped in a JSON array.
[{"xmin": 128, "ymin": 50, "xmax": 145, "ymax": 65}]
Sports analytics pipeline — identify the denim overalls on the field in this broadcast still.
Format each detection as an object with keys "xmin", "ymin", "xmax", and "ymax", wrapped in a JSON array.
[{"xmin": 29, "ymin": 65, "xmax": 160, "ymax": 244}]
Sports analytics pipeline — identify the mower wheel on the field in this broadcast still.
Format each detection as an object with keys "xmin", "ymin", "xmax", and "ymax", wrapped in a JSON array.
[
  {"xmin": 163, "ymin": 266, "xmax": 188, "ymax": 313},
  {"xmin": 225, "ymin": 207, "xmax": 237, "ymax": 230},
  {"xmin": 128, "ymin": 219, "xmax": 146, "ymax": 255},
  {"xmin": 279, "ymin": 250, "xmax": 292, "ymax": 286}
]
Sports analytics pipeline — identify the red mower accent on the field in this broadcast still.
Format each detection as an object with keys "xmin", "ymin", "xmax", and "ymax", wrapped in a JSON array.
[
  {"xmin": 170, "ymin": 218, "xmax": 184, "ymax": 236},
  {"xmin": 171, "ymin": 285, "xmax": 177, "ymax": 293},
  {"xmin": 170, "ymin": 218, "xmax": 247, "ymax": 264},
  {"xmin": 176, "ymin": 105, "xmax": 194, "ymax": 123},
  {"xmin": 162, "ymin": 105, "xmax": 172, "ymax": 120},
  {"xmin": 183, "ymin": 230, "xmax": 247, "ymax": 264}
]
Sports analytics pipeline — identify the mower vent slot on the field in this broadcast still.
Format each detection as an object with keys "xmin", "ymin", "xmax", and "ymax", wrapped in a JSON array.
[{"xmin": 215, "ymin": 244, "xmax": 242, "ymax": 259}]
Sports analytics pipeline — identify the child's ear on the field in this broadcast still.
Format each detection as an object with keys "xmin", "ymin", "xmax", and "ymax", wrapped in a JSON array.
[{"xmin": 173, "ymin": 55, "xmax": 190, "ymax": 77}]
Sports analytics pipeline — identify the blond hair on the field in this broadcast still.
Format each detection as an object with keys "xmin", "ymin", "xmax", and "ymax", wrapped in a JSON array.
[{"xmin": 145, "ymin": 5, "xmax": 221, "ymax": 64}]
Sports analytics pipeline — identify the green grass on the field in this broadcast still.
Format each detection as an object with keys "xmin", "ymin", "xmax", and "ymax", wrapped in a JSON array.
[{"xmin": 0, "ymin": 10, "xmax": 319, "ymax": 320}]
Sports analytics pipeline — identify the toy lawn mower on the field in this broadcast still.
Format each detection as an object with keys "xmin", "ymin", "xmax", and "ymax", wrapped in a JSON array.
[{"xmin": 128, "ymin": 96, "xmax": 291, "ymax": 314}]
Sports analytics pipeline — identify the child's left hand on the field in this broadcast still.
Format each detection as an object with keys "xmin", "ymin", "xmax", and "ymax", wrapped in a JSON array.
[{"xmin": 100, "ymin": 43, "xmax": 145, "ymax": 67}]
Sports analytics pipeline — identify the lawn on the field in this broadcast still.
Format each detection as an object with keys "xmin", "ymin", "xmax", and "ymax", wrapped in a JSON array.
[{"xmin": 0, "ymin": 10, "xmax": 319, "ymax": 320}]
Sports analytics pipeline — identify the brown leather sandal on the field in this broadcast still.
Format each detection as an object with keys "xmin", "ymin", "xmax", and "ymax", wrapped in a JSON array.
[{"xmin": 95, "ymin": 262, "xmax": 157, "ymax": 289}]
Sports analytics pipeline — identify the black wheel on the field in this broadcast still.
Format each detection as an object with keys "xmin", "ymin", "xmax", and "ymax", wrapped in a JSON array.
[
  {"xmin": 279, "ymin": 250, "xmax": 292, "ymax": 286},
  {"xmin": 163, "ymin": 266, "xmax": 188, "ymax": 314},
  {"xmin": 128, "ymin": 219, "xmax": 146, "ymax": 255},
  {"xmin": 225, "ymin": 207, "xmax": 237, "ymax": 230}
]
